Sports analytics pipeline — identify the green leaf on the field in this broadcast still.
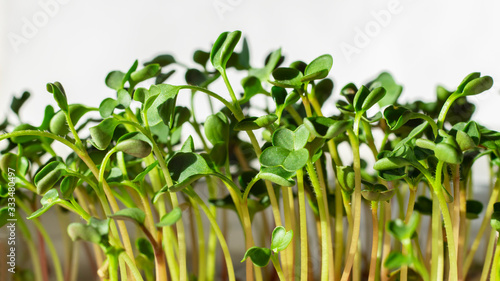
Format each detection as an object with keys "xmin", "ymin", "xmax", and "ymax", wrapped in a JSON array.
[
  {"xmin": 336, "ymin": 166, "xmax": 355, "ymax": 193},
  {"xmin": 67, "ymin": 222, "xmax": 101, "ymax": 244},
  {"xmin": 132, "ymin": 161, "xmax": 158, "ymax": 183},
  {"xmin": 145, "ymin": 54, "xmax": 176, "ymax": 67},
  {"xmin": 60, "ymin": 176, "xmax": 79, "ymax": 199},
  {"xmin": 270, "ymin": 68, "xmax": 303, "ymax": 89},
  {"xmin": 362, "ymin": 87, "xmax": 386, "ymax": 112},
  {"xmin": 156, "ymin": 70, "xmax": 176, "ymax": 84},
  {"xmin": 136, "ymin": 238, "xmax": 154, "ymax": 260},
  {"xmin": 50, "ymin": 104, "xmax": 94, "ymax": 135},
  {"xmin": 11, "ymin": 91, "xmax": 30, "ymax": 116},
  {"xmin": 260, "ymin": 147, "xmax": 308, "ymax": 172},
  {"xmin": 373, "ymin": 156, "xmax": 411, "ymax": 171},
  {"xmin": 34, "ymin": 161, "xmax": 67, "ymax": 195},
  {"xmin": 89, "ymin": 118, "xmax": 121, "ymax": 150},
  {"xmin": 361, "ymin": 184, "xmax": 395, "ymax": 202},
  {"xmin": 210, "ymin": 31, "xmax": 242, "ymax": 73},
  {"xmin": 258, "ymin": 166, "xmax": 295, "ymax": 187},
  {"xmin": 434, "ymin": 142, "xmax": 462, "ymax": 164},
  {"xmin": 366, "ymin": 72, "xmax": 403, "ymax": 107},
  {"xmin": 67, "ymin": 218, "xmax": 110, "ymax": 245},
  {"xmin": 38, "ymin": 105, "xmax": 55, "ymax": 131},
  {"xmin": 193, "ymin": 50, "xmax": 210, "ymax": 68},
  {"xmin": 314, "ymin": 78, "xmax": 334, "ymax": 106},
  {"xmin": 209, "ymin": 142, "xmax": 228, "ymax": 167},
  {"xmin": 27, "ymin": 189, "xmax": 63, "ymax": 219},
  {"xmin": 384, "ymin": 252, "xmax": 412, "ymax": 269},
  {"xmin": 414, "ymin": 196, "xmax": 432, "ymax": 215},
  {"xmin": 282, "ymin": 149, "xmax": 309, "ymax": 172},
  {"xmin": 46, "ymin": 82, "xmax": 68, "ymax": 112},
  {"xmin": 491, "ymin": 202, "xmax": 500, "ymax": 232},
  {"xmin": 352, "ymin": 85, "xmax": 370, "ymax": 112},
  {"xmin": 240, "ymin": 76, "xmax": 265, "ymax": 103},
  {"xmin": 248, "ymin": 48, "xmax": 282, "ymax": 82},
  {"xmin": 303, "ymin": 117, "xmax": 351, "ymax": 139},
  {"xmin": 130, "ymin": 64, "xmax": 161, "ymax": 84},
  {"xmin": 185, "ymin": 69, "xmax": 207, "ymax": 86},
  {"xmin": 465, "ymin": 200, "xmax": 483, "ymax": 219},
  {"xmin": 115, "ymin": 132, "xmax": 152, "ymax": 158},
  {"xmin": 461, "ymin": 75, "xmax": 493, "ymax": 96},
  {"xmin": 204, "ymin": 113, "xmax": 229, "ymax": 145},
  {"xmin": 99, "ymin": 98, "xmax": 118, "ymax": 118},
  {"xmin": 302, "ymin": 54, "xmax": 333, "ymax": 82},
  {"xmin": 0, "ymin": 207, "xmax": 10, "ymax": 228},
  {"xmin": 156, "ymin": 207, "xmax": 182, "ymax": 227},
  {"xmin": 241, "ymin": 247, "xmax": 272, "ymax": 267},
  {"xmin": 146, "ymin": 84, "xmax": 181, "ymax": 127},
  {"xmin": 234, "ymin": 114, "xmax": 277, "ymax": 131},
  {"xmin": 387, "ymin": 214, "xmax": 419, "ymax": 241},
  {"xmin": 273, "ymin": 125, "xmax": 310, "ymax": 151},
  {"xmin": 164, "ymin": 152, "xmax": 215, "ymax": 193},
  {"xmin": 383, "ymin": 105, "xmax": 412, "ymax": 131},
  {"xmin": 109, "ymin": 208, "xmax": 146, "ymax": 225},
  {"xmin": 456, "ymin": 72, "xmax": 481, "ymax": 93},
  {"xmin": 105, "ymin": 71, "xmax": 126, "ymax": 90},
  {"xmin": 270, "ymin": 226, "xmax": 293, "ymax": 253}
]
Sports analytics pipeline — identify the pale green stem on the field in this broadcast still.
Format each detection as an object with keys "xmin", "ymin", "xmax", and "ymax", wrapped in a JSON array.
[
  {"xmin": 340, "ymin": 129, "xmax": 362, "ymax": 281},
  {"xmin": 18, "ymin": 200, "xmax": 64, "ymax": 281},
  {"xmin": 184, "ymin": 188, "xmax": 236, "ymax": 281},
  {"xmin": 297, "ymin": 169, "xmax": 308, "ymax": 281}
]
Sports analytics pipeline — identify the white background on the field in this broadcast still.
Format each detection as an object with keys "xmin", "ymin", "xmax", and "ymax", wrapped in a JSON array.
[{"xmin": 1, "ymin": 0, "xmax": 500, "ymax": 130}]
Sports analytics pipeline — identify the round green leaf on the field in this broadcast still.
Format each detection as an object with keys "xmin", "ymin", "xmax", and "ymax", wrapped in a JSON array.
[
  {"xmin": 89, "ymin": 118, "xmax": 121, "ymax": 150},
  {"xmin": 241, "ymin": 247, "xmax": 272, "ymax": 267},
  {"xmin": 204, "ymin": 112, "xmax": 229, "ymax": 145},
  {"xmin": 258, "ymin": 166, "xmax": 295, "ymax": 187},
  {"xmin": 156, "ymin": 207, "xmax": 182, "ymax": 227},
  {"xmin": 465, "ymin": 200, "xmax": 483, "ymax": 220},
  {"xmin": 270, "ymin": 226, "xmax": 293, "ymax": 253},
  {"xmin": 67, "ymin": 223, "xmax": 101, "ymax": 244},
  {"xmin": 302, "ymin": 54, "xmax": 333, "ymax": 82},
  {"xmin": 116, "ymin": 132, "xmax": 152, "ymax": 158},
  {"xmin": 270, "ymin": 68, "xmax": 303, "ymax": 89}
]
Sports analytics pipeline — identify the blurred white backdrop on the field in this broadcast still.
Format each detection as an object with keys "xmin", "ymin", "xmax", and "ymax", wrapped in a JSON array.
[{"xmin": 2, "ymin": 0, "xmax": 500, "ymax": 130}]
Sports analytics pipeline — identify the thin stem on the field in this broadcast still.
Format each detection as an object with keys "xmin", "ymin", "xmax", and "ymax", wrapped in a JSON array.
[
  {"xmin": 340, "ymin": 129, "xmax": 362, "ymax": 281},
  {"xmin": 433, "ymin": 163, "xmax": 458, "ymax": 280},
  {"xmin": 270, "ymin": 254, "xmax": 286, "ymax": 281},
  {"xmin": 306, "ymin": 161, "xmax": 330, "ymax": 281},
  {"xmin": 17, "ymin": 213, "xmax": 43, "ymax": 281},
  {"xmin": 297, "ymin": 169, "xmax": 308, "ymax": 281},
  {"xmin": 368, "ymin": 202, "xmax": 379, "ymax": 281},
  {"xmin": 489, "ymin": 232, "xmax": 500, "ymax": 281},
  {"xmin": 463, "ymin": 173, "xmax": 500, "ymax": 276},
  {"xmin": 480, "ymin": 229, "xmax": 497, "ymax": 281},
  {"xmin": 0, "ymin": 130, "xmax": 80, "ymax": 152},
  {"xmin": 18, "ymin": 200, "xmax": 64, "ymax": 281},
  {"xmin": 437, "ymin": 93, "xmax": 459, "ymax": 129},
  {"xmin": 184, "ymin": 188, "xmax": 236, "ymax": 281},
  {"xmin": 120, "ymin": 252, "xmax": 145, "ymax": 281}
]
